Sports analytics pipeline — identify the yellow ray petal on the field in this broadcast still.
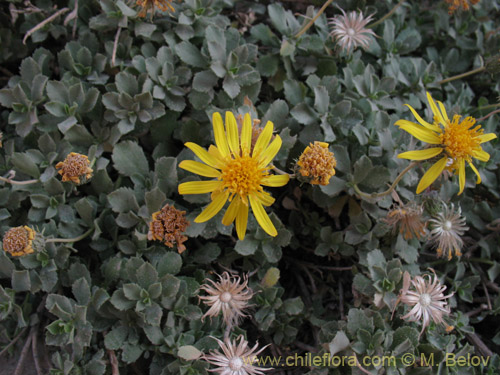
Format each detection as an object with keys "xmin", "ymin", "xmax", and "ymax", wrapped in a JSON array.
[
  {"xmin": 397, "ymin": 147, "xmax": 443, "ymax": 160},
  {"xmin": 253, "ymin": 191, "xmax": 275, "ymax": 207},
  {"xmin": 240, "ymin": 113, "xmax": 252, "ymax": 155},
  {"xmin": 178, "ymin": 180, "xmax": 221, "ymax": 195},
  {"xmin": 472, "ymin": 149, "xmax": 490, "ymax": 162},
  {"xmin": 404, "ymin": 104, "xmax": 441, "ymax": 132},
  {"xmin": 478, "ymin": 133, "xmax": 497, "ymax": 143},
  {"xmin": 395, "ymin": 120, "xmax": 442, "ymax": 144},
  {"xmin": 222, "ymin": 196, "xmax": 240, "ymax": 226},
  {"xmin": 416, "ymin": 157, "xmax": 448, "ymax": 194},
  {"xmin": 259, "ymin": 136, "xmax": 282, "ymax": 167},
  {"xmin": 185, "ymin": 142, "xmax": 219, "ymax": 167},
  {"xmin": 179, "ymin": 160, "xmax": 221, "ymax": 178},
  {"xmin": 252, "ymin": 121, "xmax": 274, "ymax": 158},
  {"xmin": 195, "ymin": 191, "xmax": 228, "ymax": 223},
  {"xmin": 235, "ymin": 201, "xmax": 249, "ymax": 240},
  {"xmin": 468, "ymin": 162, "xmax": 481, "ymax": 184},
  {"xmin": 207, "ymin": 145, "xmax": 226, "ymax": 166},
  {"xmin": 426, "ymin": 92, "xmax": 446, "ymax": 126},
  {"xmin": 458, "ymin": 158, "xmax": 466, "ymax": 195},
  {"xmin": 225, "ymin": 111, "xmax": 240, "ymax": 156},
  {"xmin": 249, "ymin": 195, "xmax": 277, "ymax": 237},
  {"xmin": 212, "ymin": 112, "xmax": 230, "ymax": 157},
  {"xmin": 261, "ymin": 174, "xmax": 290, "ymax": 187},
  {"xmin": 437, "ymin": 100, "xmax": 450, "ymax": 123}
]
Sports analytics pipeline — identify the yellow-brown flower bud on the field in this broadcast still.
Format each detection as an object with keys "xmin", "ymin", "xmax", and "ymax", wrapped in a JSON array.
[
  {"xmin": 444, "ymin": 0, "xmax": 480, "ymax": 14},
  {"xmin": 55, "ymin": 152, "xmax": 93, "ymax": 185},
  {"xmin": 297, "ymin": 141, "xmax": 337, "ymax": 186},
  {"xmin": 136, "ymin": 0, "xmax": 175, "ymax": 18},
  {"xmin": 148, "ymin": 204, "xmax": 189, "ymax": 253},
  {"xmin": 3, "ymin": 226, "xmax": 36, "ymax": 257}
]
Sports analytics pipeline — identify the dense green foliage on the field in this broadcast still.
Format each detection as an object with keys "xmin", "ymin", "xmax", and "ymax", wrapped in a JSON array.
[{"xmin": 0, "ymin": 0, "xmax": 499, "ymax": 374}]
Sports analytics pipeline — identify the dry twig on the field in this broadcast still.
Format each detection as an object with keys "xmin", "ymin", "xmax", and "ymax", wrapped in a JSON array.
[{"xmin": 23, "ymin": 7, "xmax": 70, "ymax": 44}]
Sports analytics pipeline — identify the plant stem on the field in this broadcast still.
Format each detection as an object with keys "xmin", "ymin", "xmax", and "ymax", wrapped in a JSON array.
[
  {"xmin": 468, "ymin": 257, "xmax": 495, "ymax": 266},
  {"xmin": 477, "ymin": 108, "xmax": 500, "ymax": 122},
  {"xmin": 438, "ymin": 66, "xmax": 486, "ymax": 85},
  {"xmin": 45, "ymin": 227, "xmax": 94, "ymax": 244},
  {"xmin": 353, "ymin": 161, "xmax": 418, "ymax": 200},
  {"xmin": 294, "ymin": 0, "xmax": 335, "ymax": 39},
  {"xmin": 272, "ymin": 166, "xmax": 294, "ymax": 178},
  {"xmin": 0, "ymin": 176, "xmax": 39, "ymax": 185},
  {"xmin": 476, "ymin": 103, "xmax": 500, "ymax": 112},
  {"xmin": 368, "ymin": 0, "xmax": 405, "ymax": 29}
]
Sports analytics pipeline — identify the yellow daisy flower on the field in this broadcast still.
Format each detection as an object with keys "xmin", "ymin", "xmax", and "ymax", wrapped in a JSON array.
[
  {"xmin": 396, "ymin": 92, "xmax": 496, "ymax": 195},
  {"xmin": 178, "ymin": 112, "xmax": 289, "ymax": 240}
]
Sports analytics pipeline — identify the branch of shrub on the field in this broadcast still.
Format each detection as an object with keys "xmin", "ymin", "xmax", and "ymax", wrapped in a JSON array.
[
  {"xmin": 294, "ymin": 0, "xmax": 335, "ymax": 39},
  {"xmin": 23, "ymin": 7, "xmax": 70, "ymax": 45},
  {"xmin": 45, "ymin": 227, "xmax": 94, "ymax": 244},
  {"xmin": 353, "ymin": 161, "xmax": 418, "ymax": 200},
  {"xmin": 368, "ymin": 0, "xmax": 406, "ymax": 29}
]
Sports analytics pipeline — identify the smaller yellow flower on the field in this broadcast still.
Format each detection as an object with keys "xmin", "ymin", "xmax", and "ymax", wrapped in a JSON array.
[
  {"xmin": 444, "ymin": 0, "xmax": 480, "ymax": 14},
  {"xmin": 297, "ymin": 142, "xmax": 337, "ymax": 185},
  {"xmin": 136, "ymin": 0, "xmax": 175, "ymax": 18},
  {"xmin": 396, "ymin": 92, "xmax": 496, "ymax": 195},
  {"xmin": 147, "ymin": 204, "xmax": 189, "ymax": 253},
  {"xmin": 56, "ymin": 152, "xmax": 93, "ymax": 185},
  {"xmin": 3, "ymin": 226, "xmax": 36, "ymax": 257}
]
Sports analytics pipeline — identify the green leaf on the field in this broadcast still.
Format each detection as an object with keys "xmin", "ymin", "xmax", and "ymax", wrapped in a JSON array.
[
  {"xmin": 347, "ymin": 309, "xmax": 374, "ymax": 335},
  {"xmin": 136, "ymin": 263, "xmax": 158, "ymax": 289},
  {"xmin": 110, "ymin": 290, "xmax": 136, "ymax": 311},
  {"xmin": 157, "ymin": 253, "xmax": 182, "ymax": 276},
  {"xmin": 155, "ymin": 156, "xmax": 178, "ymax": 195},
  {"xmin": 12, "ymin": 270, "xmax": 31, "ymax": 291},
  {"xmin": 256, "ymin": 55, "xmax": 279, "ymax": 77},
  {"xmin": 145, "ymin": 187, "xmax": 166, "ymax": 215},
  {"xmin": 314, "ymin": 86, "xmax": 329, "ymax": 114},
  {"xmin": 72, "ymin": 278, "xmax": 91, "ymax": 306},
  {"xmin": 115, "ymin": 72, "xmax": 139, "ymax": 96},
  {"xmin": 121, "ymin": 343, "xmax": 143, "ymax": 364},
  {"xmin": 392, "ymin": 327, "xmax": 419, "ymax": 350},
  {"xmin": 235, "ymin": 237, "xmax": 259, "ymax": 256},
  {"xmin": 329, "ymin": 331, "xmax": 350, "ymax": 356},
  {"xmin": 108, "ymin": 188, "xmax": 139, "ymax": 213},
  {"xmin": 192, "ymin": 70, "xmax": 218, "ymax": 93},
  {"xmin": 283, "ymin": 297, "xmax": 304, "ymax": 315},
  {"xmin": 178, "ymin": 345, "xmax": 202, "ymax": 361},
  {"xmin": 112, "ymin": 141, "xmax": 149, "ymax": 178},
  {"xmin": 175, "ymin": 41, "xmax": 207, "ymax": 68},
  {"xmin": 104, "ymin": 326, "xmax": 128, "ymax": 350},
  {"xmin": 123, "ymin": 283, "xmax": 142, "ymax": 300},
  {"xmin": 290, "ymin": 103, "xmax": 317, "ymax": 125},
  {"xmin": 75, "ymin": 198, "xmax": 95, "ymax": 226},
  {"xmin": 262, "ymin": 242, "xmax": 282, "ymax": 263},
  {"xmin": 353, "ymin": 155, "xmax": 373, "ymax": 184},
  {"xmin": 11, "ymin": 152, "xmax": 40, "ymax": 178}
]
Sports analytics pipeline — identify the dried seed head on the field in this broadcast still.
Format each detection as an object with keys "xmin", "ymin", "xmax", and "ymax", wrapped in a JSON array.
[
  {"xmin": 428, "ymin": 203, "xmax": 468, "ymax": 260},
  {"xmin": 55, "ymin": 152, "xmax": 93, "ymax": 185},
  {"xmin": 394, "ymin": 270, "xmax": 453, "ymax": 336},
  {"xmin": 3, "ymin": 226, "xmax": 36, "ymax": 257},
  {"xmin": 202, "ymin": 335, "xmax": 271, "ymax": 375},
  {"xmin": 148, "ymin": 204, "xmax": 189, "ymax": 253},
  {"xmin": 383, "ymin": 204, "xmax": 427, "ymax": 240},
  {"xmin": 328, "ymin": 9, "xmax": 376, "ymax": 54},
  {"xmin": 296, "ymin": 141, "xmax": 337, "ymax": 186},
  {"xmin": 199, "ymin": 272, "xmax": 253, "ymax": 328}
]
